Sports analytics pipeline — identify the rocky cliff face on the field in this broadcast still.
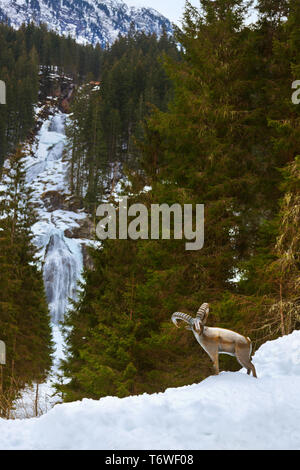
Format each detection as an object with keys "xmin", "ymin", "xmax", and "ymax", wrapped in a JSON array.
[{"xmin": 0, "ymin": 0, "xmax": 172, "ymax": 47}]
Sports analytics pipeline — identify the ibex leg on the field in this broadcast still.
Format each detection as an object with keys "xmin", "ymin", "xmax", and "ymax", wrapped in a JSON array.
[
  {"xmin": 205, "ymin": 346, "xmax": 219, "ymax": 375},
  {"xmin": 236, "ymin": 345, "xmax": 257, "ymax": 378}
]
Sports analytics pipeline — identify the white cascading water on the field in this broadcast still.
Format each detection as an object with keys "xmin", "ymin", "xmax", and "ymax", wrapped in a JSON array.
[
  {"xmin": 4, "ymin": 107, "xmax": 91, "ymax": 418},
  {"xmin": 43, "ymin": 230, "xmax": 82, "ymax": 324},
  {"xmin": 25, "ymin": 111, "xmax": 87, "ymax": 325},
  {"xmin": 0, "ymin": 99, "xmax": 93, "ymax": 417}
]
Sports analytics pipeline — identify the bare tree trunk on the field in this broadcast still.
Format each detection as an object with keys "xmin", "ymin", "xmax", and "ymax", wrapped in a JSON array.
[
  {"xmin": 0, "ymin": 365, "xmax": 3, "ymax": 418},
  {"xmin": 0, "ymin": 365, "xmax": 3, "ymax": 394},
  {"xmin": 280, "ymin": 281, "xmax": 285, "ymax": 336},
  {"xmin": 35, "ymin": 383, "xmax": 39, "ymax": 417},
  {"xmin": 110, "ymin": 162, "xmax": 118, "ymax": 196},
  {"xmin": 130, "ymin": 274, "xmax": 135, "ymax": 321}
]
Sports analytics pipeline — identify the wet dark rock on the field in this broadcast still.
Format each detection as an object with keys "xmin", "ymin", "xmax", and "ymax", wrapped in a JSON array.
[
  {"xmin": 41, "ymin": 191, "xmax": 65, "ymax": 211},
  {"xmin": 65, "ymin": 216, "xmax": 94, "ymax": 240}
]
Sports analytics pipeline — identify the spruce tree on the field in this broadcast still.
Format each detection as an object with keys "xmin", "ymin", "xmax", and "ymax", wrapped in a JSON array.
[
  {"xmin": 59, "ymin": 1, "xmax": 300, "ymax": 399},
  {"xmin": 0, "ymin": 147, "xmax": 53, "ymax": 417}
]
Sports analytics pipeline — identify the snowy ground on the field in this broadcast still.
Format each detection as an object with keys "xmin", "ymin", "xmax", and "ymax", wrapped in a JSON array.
[
  {"xmin": 1, "ymin": 330, "xmax": 300, "ymax": 450},
  {"xmin": 10, "ymin": 325, "xmax": 66, "ymax": 419}
]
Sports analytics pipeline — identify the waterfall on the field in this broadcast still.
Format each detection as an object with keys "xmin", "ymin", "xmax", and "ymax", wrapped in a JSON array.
[
  {"xmin": 43, "ymin": 230, "xmax": 82, "ymax": 324},
  {"xmin": 4, "ymin": 104, "xmax": 90, "ymax": 417},
  {"xmin": 25, "ymin": 111, "xmax": 86, "ymax": 325}
]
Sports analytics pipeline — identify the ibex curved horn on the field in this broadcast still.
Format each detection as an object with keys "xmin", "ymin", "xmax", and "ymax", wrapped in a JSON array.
[
  {"xmin": 196, "ymin": 303, "xmax": 210, "ymax": 326},
  {"xmin": 171, "ymin": 312, "xmax": 193, "ymax": 328}
]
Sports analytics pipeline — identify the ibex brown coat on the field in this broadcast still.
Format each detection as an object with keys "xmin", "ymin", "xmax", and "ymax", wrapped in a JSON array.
[{"xmin": 172, "ymin": 303, "xmax": 257, "ymax": 377}]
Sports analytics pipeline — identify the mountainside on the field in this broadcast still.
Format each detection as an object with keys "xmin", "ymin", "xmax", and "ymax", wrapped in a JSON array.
[
  {"xmin": 0, "ymin": 0, "xmax": 173, "ymax": 47},
  {"xmin": 1, "ymin": 331, "xmax": 300, "ymax": 450}
]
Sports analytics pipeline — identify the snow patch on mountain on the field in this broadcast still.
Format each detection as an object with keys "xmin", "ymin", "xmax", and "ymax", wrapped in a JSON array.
[{"xmin": 0, "ymin": 0, "xmax": 173, "ymax": 47}]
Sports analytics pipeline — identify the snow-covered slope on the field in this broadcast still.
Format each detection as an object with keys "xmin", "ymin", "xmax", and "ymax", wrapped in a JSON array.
[
  {"xmin": 0, "ymin": 0, "xmax": 172, "ymax": 47},
  {"xmin": 1, "ymin": 330, "xmax": 300, "ymax": 450}
]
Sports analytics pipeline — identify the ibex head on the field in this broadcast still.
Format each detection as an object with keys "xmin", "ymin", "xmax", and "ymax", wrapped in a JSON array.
[{"xmin": 171, "ymin": 303, "xmax": 210, "ymax": 333}]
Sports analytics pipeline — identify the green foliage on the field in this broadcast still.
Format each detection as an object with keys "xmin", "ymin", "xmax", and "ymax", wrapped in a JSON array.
[
  {"xmin": 0, "ymin": 21, "xmax": 103, "ymax": 166},
  {"xmin": 0, "ymin": 147, "xmax": 53, "ymax": 417},
  {"xmin": 66, "ymin": 31, "xmax": 179, "ymax": 209},
  {"xmin": 0, "ymin": 27, "xmax": 39, "ymax": 164}
]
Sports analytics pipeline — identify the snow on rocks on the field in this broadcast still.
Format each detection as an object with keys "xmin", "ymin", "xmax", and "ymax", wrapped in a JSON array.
[
  {"xmin": 0, "ymin": 0, "xmax": 173, "ymax": 48},
  {"xmin": 1, "ymin": 331, "xmax": 300, "ymax": 450}
]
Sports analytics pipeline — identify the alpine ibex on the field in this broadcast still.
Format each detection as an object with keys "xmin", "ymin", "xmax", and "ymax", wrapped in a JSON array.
[{"xmin": 171, "ymin": 303, "xmax": 257, "ymax": 377}]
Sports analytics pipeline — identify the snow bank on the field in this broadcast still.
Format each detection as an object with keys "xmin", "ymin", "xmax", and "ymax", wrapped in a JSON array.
[{"xmin": 1, "ymin": 330, "xmax": 300, "ymax": 450}]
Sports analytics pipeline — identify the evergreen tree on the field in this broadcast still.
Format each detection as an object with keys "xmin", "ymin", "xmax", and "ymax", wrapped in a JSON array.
[
  {"xmin": 66, "ymin": 32, "xmax": 179, "ymax": 207},
  {"xmin": 57, "ymin": 1, "xmax": 299, "ymax": 400},
  {"xmin": 270, "ymin": 157, "xmax": 300, "ymax": 335},
  {"xmin": 59, "ymin": 1, "xmax": 266, "ymax": 399},
  {"xmin": 0, "ymin": 147, "xmax": 53, "ymax": 417},
  {"xmin": 245, "ymin": 0, "xmax": 300, "ymax": 339}
]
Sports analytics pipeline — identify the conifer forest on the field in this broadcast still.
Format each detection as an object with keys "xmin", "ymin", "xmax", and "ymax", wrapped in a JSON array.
[{"xmin": 0, "ymin": 1, "xmax": 299, "ymax": 446}]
